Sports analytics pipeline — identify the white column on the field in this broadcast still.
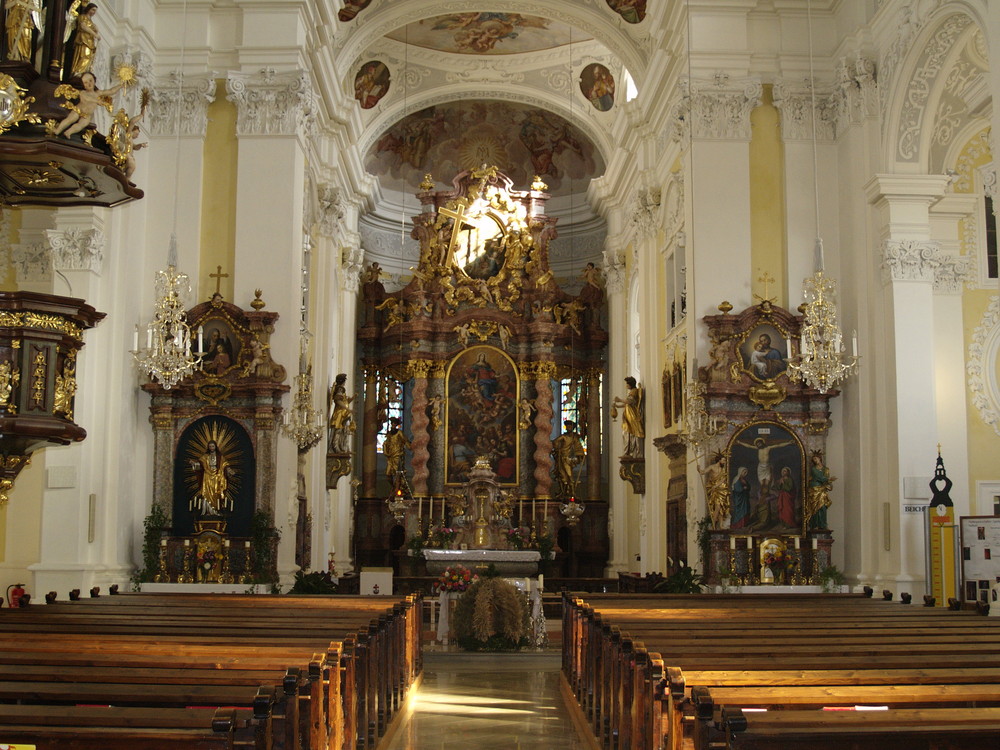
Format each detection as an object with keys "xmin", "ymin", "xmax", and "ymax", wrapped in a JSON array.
[
  {"xmin": 865, "ymin": 174, "xmax": 950, "ymax": 593},
  {"xmin": 227, "ymin": 68, "xmax": 314, "ymax": 584},
  {"xmin": 603, "ymin": 244, "xmax": 630, "ymax": 576}
]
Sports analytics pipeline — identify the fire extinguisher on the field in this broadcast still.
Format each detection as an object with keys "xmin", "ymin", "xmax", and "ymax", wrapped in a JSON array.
[{"xmin": 6, "ymin": 583, "xmax": 25, "ymax": 608}]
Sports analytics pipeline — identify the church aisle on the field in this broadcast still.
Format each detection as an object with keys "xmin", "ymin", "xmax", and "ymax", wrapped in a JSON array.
[{"xmin": 383, "ymin": 651, "xmax": 591, "ymax": 749}]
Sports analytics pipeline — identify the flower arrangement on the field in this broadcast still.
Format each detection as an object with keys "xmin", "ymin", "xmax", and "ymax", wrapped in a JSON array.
[
  {"xmin": 762, "ymin": 548, "xmax": 786, "ymax": 570},
  {"xmin": 503, "ymin": 526, "xmax": 529, "ymax": 550},
  {"xmin": 435, "ymin": 565, "xmax": 476, "ymax": 593},
  {"xmin": 429, "ymin": 525, "xmax": 457, "ymax": 548},
  {"xmin": 197, "ymin": 548, "xmax": 218, "ymax": 574}
]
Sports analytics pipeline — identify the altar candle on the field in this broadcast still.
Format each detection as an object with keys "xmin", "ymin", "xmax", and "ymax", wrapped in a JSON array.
[
  {"xmin": 730, "ymin": 535, "xmax": 736, "ymax": 551},
  {"xmin": 418, "ymin": 495, "xmax": 422, "ymax": 520},
  {"xmin": 183, "ymin": 539, "xmax": 189, "ymax": 547},
  {"xmin": 161, "ymin": 538, "xmax": 167, "ymax": 547},
  {"xmin": 812, "ymin": 537, "xmax": 818, "ymax": 550},
  {"xmin": 519, "ymin": 496, "xmax": 523, "ymax": 525},
  {"xmin": 794, "ymin": 536, "xmax": 800, "ymax": 550},
  {"xmin": 224, "ymin": 539, "xmax": 230, "ymax": 548},
  {"xmin": 245, "ymin": 540, "xmax": 251, "ymax": 549},
  {"xmin": 441, "ymin": 496, "xmax": 445, "ymax": 521}
]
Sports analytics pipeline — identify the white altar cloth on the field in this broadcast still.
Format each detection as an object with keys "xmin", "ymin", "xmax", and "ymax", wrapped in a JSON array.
[{"xmin": 423, "ymin": 549, "xmax": 540, "ymax": 576}]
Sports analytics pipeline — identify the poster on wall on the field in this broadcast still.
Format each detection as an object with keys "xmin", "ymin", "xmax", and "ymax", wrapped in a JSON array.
[
  {"xmin": 445, "ymin": 345, "xmax": 518, "ymax": 485},
  {"xmin": 960, "ymin": 515, "xmax": 1000, "ymax": 603}
]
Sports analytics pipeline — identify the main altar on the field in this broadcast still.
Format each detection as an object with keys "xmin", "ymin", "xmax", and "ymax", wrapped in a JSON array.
[{"xmin": 344, "ymin": 166, "xmax": 610, "ymax": 577}]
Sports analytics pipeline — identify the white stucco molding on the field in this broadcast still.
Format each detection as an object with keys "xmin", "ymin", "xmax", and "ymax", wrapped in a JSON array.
[
  {"xmin": 148, "ymin": 73, "xmax": 217, "ymax": 138},
  {"xmin": 879, "ymin": 238, "xmax": 972, "ymax": 292},
  {"xmin": 316, "ymin": 185, "xmax": 348, "ymax": 238},
  {"xmin": 226, "ymin": 68, "xmax": 317, "ymax": 138},
  {"xmin": 630, "ymin": 185, "xmax": 661, "ymax": 239},
  {"xmin": 772, "ymin": 83, "xmax": 835, "ymax": 142},
  {"xmin": 11, "ymin": 242, "xmax": 52, "ymax": 284},
  {"xmin": 47, "ymin": 227, "xmax": 105, "ymax": 275},
  {"xmin": 602, "ymin": 245, "xmax": 627, "ymax": 295},
  {"xmin": 968, "ymin": 294, "xmax": 1000, "ymax": 436},
  {"xmin": 674, "ymin": 75, "xmax": 762, "ymax": 142},
  {"xmin": 341, "ymin": 245, "xmax": 364, "ymax": 294}
]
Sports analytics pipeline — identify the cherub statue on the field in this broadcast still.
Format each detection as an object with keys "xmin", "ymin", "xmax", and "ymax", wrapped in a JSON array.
[
  {"xmin": 53, "ymin": 71, "xmax": 122, "ymax": 139},
  {"xmin": 518, "ymin": 397, "xmax": 535, "ymax": 430},
  {"xmin": 427, "ymin": 395, "xmax": 443, "ymax": 432}
]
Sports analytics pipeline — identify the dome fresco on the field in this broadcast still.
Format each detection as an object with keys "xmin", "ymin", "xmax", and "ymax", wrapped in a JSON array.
[{"xmin": 385, "ymin": 13, "xmax": 588, "ymax": 55}]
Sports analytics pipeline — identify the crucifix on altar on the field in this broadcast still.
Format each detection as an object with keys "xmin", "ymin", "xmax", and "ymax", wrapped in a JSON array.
[{"xmin": 209, "ymin": 265, "xmax": 230, "ymax": 299}]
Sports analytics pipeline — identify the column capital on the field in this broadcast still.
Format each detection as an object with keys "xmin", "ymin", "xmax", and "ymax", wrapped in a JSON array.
[
  {"xmin": 226, "ymin": 68, "xmax": 317, "ymax": 137},
  {"xmin": 673, "ymin": 76, "xmax": 762, "ymax": 142},
  {"xmin": 148, "ymin": 73, "xmax": 217, "ymax": 138},
  {"xmin": 602, "ymin": 246, "xmax": 627, "ymax": 295},
  {"xmin": 879, "ymin": 238, "xmax": 972, "ymax": 291},
  {"xmin": 341, "ymin": 245, "xmax": 364, "ymax": 294},
  {"xmin": 772, "ymin": 83, "xmax": 835, "ymax": 142},
  {"xmin": 47, "ymin": 227, "xmax": 105, "ymax": 275}
]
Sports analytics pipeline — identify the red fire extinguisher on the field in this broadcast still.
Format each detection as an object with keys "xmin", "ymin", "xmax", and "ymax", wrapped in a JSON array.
[{"xmin": 6, "ymin": 583, "xmax": 25, "ymax": 608}]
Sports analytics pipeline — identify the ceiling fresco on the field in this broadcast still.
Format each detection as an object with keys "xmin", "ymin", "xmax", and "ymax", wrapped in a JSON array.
[
  {"xmin": 385, "ymin": 13, "xmax": 589, "ymax": 55},
  {"xmin": 364, "ymin": 101, "xmax": 605, "ymax": 197}
]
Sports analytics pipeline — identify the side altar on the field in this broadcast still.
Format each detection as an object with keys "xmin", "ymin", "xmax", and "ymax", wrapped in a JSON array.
[{"xmin": 349, "ymin": 167, "xmax": 610, "ymax": 577}]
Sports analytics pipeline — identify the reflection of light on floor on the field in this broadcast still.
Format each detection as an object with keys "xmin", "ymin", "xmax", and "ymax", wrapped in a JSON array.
[{"xmin": 415, "ymin": 691, "xmax": 560, "ymax": 718}]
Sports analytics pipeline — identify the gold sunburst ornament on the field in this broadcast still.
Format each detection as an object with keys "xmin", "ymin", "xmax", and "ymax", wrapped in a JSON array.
[
  {"xmin": 114, "ymin": 62, "xmax": 138, "ymax": 88},
  {"xmin": 183, "ymin": 420, "xmax": 243, "ymax": 516}
]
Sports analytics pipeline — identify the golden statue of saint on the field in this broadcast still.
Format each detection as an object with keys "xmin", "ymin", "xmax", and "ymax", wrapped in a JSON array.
[
  {"xmin": 698, "ymin": 452, "xmax": 730, "ymax": 530},
  {"xmin": 65, "ymin": 2, "xmax": 101, "ymax": 78},
  {"xmin": 328, "ymin": 373, "xmax": 355, "ymax": 453},
  {"xmin": 383, "ymin": 416, "xmax": 410, "ymax": 479},
  {"xmin": 612, "ymin": 376, "xmax": 644, "ymax": 458},
  {"xmin": 4, "ymin": 0, "xmax": 40, "ymax": 62},
  {"xmin": 552, "ymin": 419, "xmax": 585, "ymax": 498},
  {"xmin": 190, "ymin": 440, "xmax": 234, "ymax": 516}
]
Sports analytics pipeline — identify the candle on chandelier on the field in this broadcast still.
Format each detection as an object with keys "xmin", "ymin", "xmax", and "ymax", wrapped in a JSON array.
[
  {"xmin": 198, "ymin": 325, "xmax": 204, "ymax": 355},
  {"xmin": 852, "ymin": 329, "xmax": 858, "ymax": 357},
  {"xmin": 133, "ymin": 325, "xmax": 139, "ymax": 351}
]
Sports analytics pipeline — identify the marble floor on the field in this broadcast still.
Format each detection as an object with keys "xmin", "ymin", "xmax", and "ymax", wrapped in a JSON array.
[{"xmin": 382, "ymin": 651, "xmax": 593, "ymax": 749}]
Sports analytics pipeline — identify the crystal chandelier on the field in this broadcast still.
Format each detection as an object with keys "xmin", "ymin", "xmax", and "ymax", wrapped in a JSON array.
[
  {"xmin": 281, "ymin": 336, "xmax": 324, "ymax": 450},
  {"xmin": 679, "ymin": 380, "xmax": 723, "ymax": 453},
  {"xmin": 787, "ymin": 240, "xmax": 858, "ymax": 393},
  {"xmin": 786, "ymin": 0, "xmax": 859, "ymax": 395},
  {"xmin": 132, "ymin": 235, "xmax": 202, "ymax": 389}
]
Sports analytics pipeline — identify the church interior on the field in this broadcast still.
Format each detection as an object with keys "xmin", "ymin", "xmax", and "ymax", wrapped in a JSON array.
[{"xmin": 0, "ymin": 0, "xmax": 999, "ymax": 745}]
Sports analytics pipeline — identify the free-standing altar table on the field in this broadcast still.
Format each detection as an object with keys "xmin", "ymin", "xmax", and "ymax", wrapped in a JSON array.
[{"xmin": 422, "ymin": 549, "xmax": 541, "ymax": 576}]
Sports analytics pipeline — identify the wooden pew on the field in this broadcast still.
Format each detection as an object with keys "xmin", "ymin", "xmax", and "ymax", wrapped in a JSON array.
[
  {"xmin": 0, "ymin": 592, "xmax": 422, "ymax": 750},
  {"xmin": 717, "ymin": 706, "xmax": 1000, "ymax": 750},
  {"xmin": 560, "ymin": 593, "xmax": 1000, "ymax": 750}
]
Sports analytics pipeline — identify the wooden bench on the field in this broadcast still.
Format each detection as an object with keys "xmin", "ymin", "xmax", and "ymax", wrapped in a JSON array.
[
  {"xmin": 560, "ymin": 593, "xmax": 1000, "ymax": 750},
  {"xmin": 0, "ymin": 592, "xmax": 422, "ymax": 750}
]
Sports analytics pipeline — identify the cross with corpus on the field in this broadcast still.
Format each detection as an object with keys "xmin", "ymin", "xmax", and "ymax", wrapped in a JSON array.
[{"xmin": 210, "ymin": 265, "xmax": 229, "ymax": 297}]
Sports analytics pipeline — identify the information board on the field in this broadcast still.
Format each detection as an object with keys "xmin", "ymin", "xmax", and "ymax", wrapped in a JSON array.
[{"xmin": 960, "ymin": 515, "xmax": 1000, "ymax": 603}]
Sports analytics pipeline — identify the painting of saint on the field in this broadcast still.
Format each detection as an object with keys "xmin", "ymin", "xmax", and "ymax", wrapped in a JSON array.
[
  {"xmin": 337, "ymin": 0, "xmax": 372, "ymax": 23},
  {"xmin": 354, "ymin": 61, "xmax": 390, "ymax": 110},
  {"xmin": 728, "ymin": 421, "xmax": 804, "ymax": 533},
  {"xmin": 580, "ymin": 63, "xmax": 615, "ymax": 112},
  {"xmin": 605, "ymin": 0, "xmax": 647, "ymax": 24},
  {"xmin": 200, "ymin": 320, "xmax": 240, "ymax": 375},
  {"xmin": 445, "ymin": 346, "xmax": 518, "ymax": 485},
  {"xmin": 739, "ymin": 324, "xmax": 789, "ymax": 381}
]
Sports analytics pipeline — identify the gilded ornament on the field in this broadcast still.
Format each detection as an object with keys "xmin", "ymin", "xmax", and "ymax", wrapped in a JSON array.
[
  {"xmin": 53, "ymin": 356, "xmax": 77, "ymax": 420},
  {"xmin": 748, "ymin": 379, "xmax": 786, "ymax": 410},
  {"xmin": 30, "ymin": 350, "xmax": 45, "ymax": 407},
  {"xmin": 419, "ymin": 173, "xmax": 435, "ymax": 191},
  {"xmin": 0, "ymin": 361, "xmax": 17, "ymax": 408},
  {"xmin": 11, "ymin": 168, "xmax": 64, "ymax": 186},
  {"xmin": 0, "ymin": 74, "xmax": 41, "ymax": 135},
  {"xmin": 409, "ymin": 360, "xmax": 433, "ymax": 379}
]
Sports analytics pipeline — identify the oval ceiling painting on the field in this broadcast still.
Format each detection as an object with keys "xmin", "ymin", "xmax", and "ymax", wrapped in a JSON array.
[
  {"xmin": 354, "ymin": 61, "xmax": 390, "ymax": 109},
  {"xmin": 605, "ymin": 0, "xmax": 647, "ymax": 24},
  {"xmin": 365, "ymin": 101, "xmax": 604, "ymax": 197},
  {"xmin": 580, "ymin": 64, "xmax": 615, "ymax": 112},
  {"xmin": 386, "ymin": 13, "xmax": 588, "ymax": 55}
]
